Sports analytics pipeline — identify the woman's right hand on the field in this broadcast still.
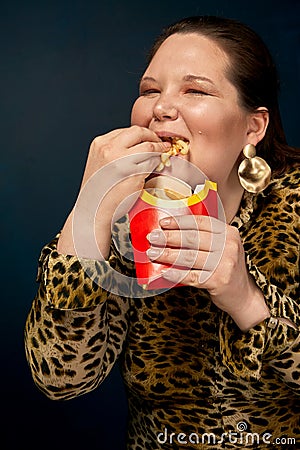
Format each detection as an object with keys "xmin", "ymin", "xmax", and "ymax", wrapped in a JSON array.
[
  {"xmin": 80, "ymin": 126, "xmax": 169, "ymax": 218},
  {"xmin": 58, "ymin": 126, "xmax": 170, "ymax": 259}
]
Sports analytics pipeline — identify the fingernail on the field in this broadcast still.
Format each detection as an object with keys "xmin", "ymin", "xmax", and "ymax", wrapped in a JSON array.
[
  {"xmin": 162, "ymin": 141, "xmax": 171, "ymax": 148},
  {"xmin": 146, "ymin": 247, "xmax": 161, "ymax": 259},
  {"xmin": 146, "ymin": 230, "xmax": 164, "ymax": 243},
  {"xmin": 160, "ymin": 217, "xmax": 171, "ymax": 226}
]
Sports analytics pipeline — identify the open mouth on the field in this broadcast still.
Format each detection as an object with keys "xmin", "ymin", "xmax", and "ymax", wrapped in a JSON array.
[
  {"xmin": 156, "ymin": 137, "xmax": 190, "ymax": 171},
  {"xmin": 160, "ymin": 136, "xmax": 190, "ymax": 154}
]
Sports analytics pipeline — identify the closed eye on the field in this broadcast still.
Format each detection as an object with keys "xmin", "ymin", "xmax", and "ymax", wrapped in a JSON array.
[
  {"xmin": 139, "ymin": 89, "xmax": 160, "ymax": 96},
  {"xmin": 185, "ymin": 89, "xmax": 209, "ymax": 95}
]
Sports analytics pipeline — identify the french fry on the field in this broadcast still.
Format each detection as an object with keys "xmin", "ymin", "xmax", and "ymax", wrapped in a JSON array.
[
  {"xmin": 163, "ymin": 188, "xmax": 187, "ymax": 200},
  {"xmin": 156, "ymin": 137, "xmax": 190, "ymax": 171}
]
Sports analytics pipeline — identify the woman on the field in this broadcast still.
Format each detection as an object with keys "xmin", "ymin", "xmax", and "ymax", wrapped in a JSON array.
[{"xmin": 25, "ymin": 16, "xmax": 299, "ymax": 449}]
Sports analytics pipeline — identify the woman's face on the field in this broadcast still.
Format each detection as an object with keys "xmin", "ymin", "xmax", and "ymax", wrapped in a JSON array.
[{"xmin": 131, "ymin": 33, "xmax": 253, "ymax": 187}]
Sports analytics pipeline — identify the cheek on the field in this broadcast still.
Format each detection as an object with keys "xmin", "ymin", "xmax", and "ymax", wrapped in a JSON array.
[
  {"xmin": 130, "ymin": 98, "xmax": 151, "ymax": 126},
  {"xmin": 186, "ymin": 105, "xmax": 248, "ymax": 174},
  {"xmin": 189, "ymin": 103, "xmax": 247, "ymax": 146},
  {"xmin": 183, "ymin": 103, "xmax": 223, "ymax": 138}
]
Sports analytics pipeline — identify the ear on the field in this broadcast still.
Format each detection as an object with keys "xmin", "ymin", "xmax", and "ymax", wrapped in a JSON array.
[{"xmin": 247, "ymin": 107, "xmax": 269, "ymax": 144}]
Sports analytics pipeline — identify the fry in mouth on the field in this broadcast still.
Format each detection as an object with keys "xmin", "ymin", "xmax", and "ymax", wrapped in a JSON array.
[{"xmin": 156, "ymin": 137, "xmax": 190, "ymax": 171}]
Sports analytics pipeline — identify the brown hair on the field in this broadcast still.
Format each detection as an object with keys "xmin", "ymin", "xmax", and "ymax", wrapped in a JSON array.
[{"xmin": 148, "ymin": 16, "xmax": 299, "ymax": 175}]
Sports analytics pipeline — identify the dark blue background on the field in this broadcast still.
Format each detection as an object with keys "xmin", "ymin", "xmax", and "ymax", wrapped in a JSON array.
[{"xmin": 1, "ymin": 0, "xmax": 299, "ymax": 448}]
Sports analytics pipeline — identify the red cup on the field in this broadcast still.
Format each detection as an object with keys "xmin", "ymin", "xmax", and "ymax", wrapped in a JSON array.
[{"xmin": 128, "ymin": 175, "xmax": 218, "ymax": 290}]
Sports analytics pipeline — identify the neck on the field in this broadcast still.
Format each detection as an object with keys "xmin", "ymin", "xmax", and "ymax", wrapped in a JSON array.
[{"xmin": 217, "ymin": 173, "xmax": 244, "ymax": 224}]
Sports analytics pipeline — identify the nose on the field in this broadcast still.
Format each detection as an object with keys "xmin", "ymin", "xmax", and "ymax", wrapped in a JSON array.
[{"xmin": 153, "ymin": 95, "xmax": 178, "ymax": 121}]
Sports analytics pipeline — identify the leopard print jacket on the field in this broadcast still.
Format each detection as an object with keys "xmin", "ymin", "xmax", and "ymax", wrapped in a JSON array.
[{"xmin": 25, "ymin": 166, "xmax": 300, "ymax": 449}]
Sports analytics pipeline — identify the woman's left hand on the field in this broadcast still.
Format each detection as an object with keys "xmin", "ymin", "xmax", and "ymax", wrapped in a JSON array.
[{"xmin": 146, "ymin": 215, "xmax": 270, "ymax": 331}]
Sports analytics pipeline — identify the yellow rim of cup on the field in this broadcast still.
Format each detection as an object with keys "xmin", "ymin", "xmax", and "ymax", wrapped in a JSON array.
[{"xmin": 141, "ymin": 179, "xmax": 217, "ymax": 208}]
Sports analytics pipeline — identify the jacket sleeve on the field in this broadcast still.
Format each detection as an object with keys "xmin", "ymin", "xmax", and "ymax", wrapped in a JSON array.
[
  {"xmin": 24, "ymin": 218, "xmax": 138, "ymax": 400},
  {"xmin": 219, "ymin": 176, "xmax": 300, "ymax": 392}
]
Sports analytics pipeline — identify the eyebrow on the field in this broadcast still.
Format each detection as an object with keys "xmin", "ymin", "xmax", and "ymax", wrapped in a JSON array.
[
  {"xmin": 183, "ymin": 74, "xmax": 215, "ymax": 85},
  {"xmin": 140, "ymin": 74, "xmax": 215, "ymax": 85},
  {"xmin": 139, "ymin": 76, "xmax": 156, "ymax": 84}
]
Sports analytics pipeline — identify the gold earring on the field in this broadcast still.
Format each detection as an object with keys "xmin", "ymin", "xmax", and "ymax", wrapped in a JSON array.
[{"xmin": 238, "ymin": 144, "xmax": 271, "ymax": 193}]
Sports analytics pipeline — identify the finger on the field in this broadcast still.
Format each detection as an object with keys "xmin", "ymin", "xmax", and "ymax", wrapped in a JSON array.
[
  {"xmin": 113, "ymin": 152, "xmax": 161, "ymax": 170},
  {"xmin": 116, "ymin": 125, "xmax": 165, "ymax": 149},
  {"xmin": 101, "ymin": 128, "xmax": 125, "ymax": 138},
  {"xmin": 147, "ymin": 229, "xmax": 224, "ymax": 252},
  {"xmin": 161, "ymin": 267, "xmax": 212, "ymax": 287},
  {"xmin": 118, "ymin": 141, "xmax": 170, "ymax": 175},
  {"xmin": 91, "ymin": 128, "xmax": 125, "ymax": 149},
  {"xmin": 146, "ymin": 246, "xmax": 222, "ymax": 272},
  {"xmin": 135, "ymin": 153, "xmax": 162, "ymax": 174},
  {"xmin": 91, "ymin": 127, "xmax": 168, "ymax": 155},
  {"xmin": 160, "ymin": 214, "xmax": 226, "ymax": 234},
  {"xmin": 131, "ymin": 140, "xmax": 171, "ymax": 156}
]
